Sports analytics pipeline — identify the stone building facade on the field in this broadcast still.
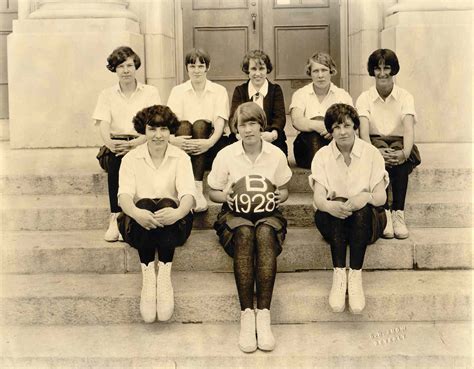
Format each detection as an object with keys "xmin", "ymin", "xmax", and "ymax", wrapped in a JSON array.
[{"xmin": 1, "ymin": 0, "xmax": 472, "ymax": 148}]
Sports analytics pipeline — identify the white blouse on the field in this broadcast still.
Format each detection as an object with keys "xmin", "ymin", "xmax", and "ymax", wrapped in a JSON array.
[
  {"xmin": 309, "ymin": 137, "xmax": 389, "ymax": 210},
  {"xmin": 118, "ymin": 143, "xmax": 196, "ymax": 204},
  {"xmin": 208, "ymin": 140, "xmax": 292, "ymax": 192}
]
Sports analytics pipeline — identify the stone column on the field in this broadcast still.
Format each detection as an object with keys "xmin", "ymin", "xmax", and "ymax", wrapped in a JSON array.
[
  {"xmin": 381, "ymin": 0, "xmax": 473, "ymax": 142},
  {"xmin": 129, "ymin": 0, "xmax": 178, "ymax": 103},
  {"xmin": 347, "ymin": 0, "xmax": 388, "ymax": 101},
  {"xmin": 8, "ymin": 0, "xmax": 144, "ymax": 148}
]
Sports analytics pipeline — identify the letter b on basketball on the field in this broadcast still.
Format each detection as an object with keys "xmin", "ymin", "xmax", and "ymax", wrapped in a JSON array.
[{"xmin": 229, "ymin": 174, "xmax": 277, "ymax": 220}]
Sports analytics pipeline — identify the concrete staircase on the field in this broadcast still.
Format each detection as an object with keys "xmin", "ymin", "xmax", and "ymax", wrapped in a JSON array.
[{"xmin": 0, "ymin": 141, "xmax": 472, "ymax": 368}]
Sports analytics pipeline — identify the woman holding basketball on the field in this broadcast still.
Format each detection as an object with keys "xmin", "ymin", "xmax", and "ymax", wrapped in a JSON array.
[
  {"xmin": 310, "ymin": 103, "xmax": 388, "ymax": 314},
  {"xmin": 208, "ymin": 102, "xmax": 292, "ymax": 353}
]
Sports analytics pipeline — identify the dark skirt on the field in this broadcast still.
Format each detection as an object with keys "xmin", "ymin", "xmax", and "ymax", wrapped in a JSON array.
[
  {"xmin": 213, "ymin": 203, "xmax": 287, "ymax": 257},
  {"xmin": 370, "ymin": 135, "xmax": 421, "ymax": 173},
  {"xmin": 117, "ymin": 198, "xmax": 194, "ymax": 250}
]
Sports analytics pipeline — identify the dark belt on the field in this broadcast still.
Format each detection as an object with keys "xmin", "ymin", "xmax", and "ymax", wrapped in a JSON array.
[{"xmin": 110, "ymin": 134, "xmax": 138, "ymax": 141}]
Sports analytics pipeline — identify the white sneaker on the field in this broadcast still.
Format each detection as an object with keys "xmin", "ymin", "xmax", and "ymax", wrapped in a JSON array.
[
  {"xmin": 239, "ymin": 308, "xmax": 257, "ymax": 353},
  {"xmin": 256, "ymin": 308, "xmax": 276, "ymax": 351},
  {"xmin": 157, "ymin": 261, "xmax": 174, "ymax": 321},
  {"xmin": 329, "ymin": 268, "xmax": 347, "ymax": 312},
  {"xmin": 194, "ymin": 181, "xmax": 208, "ymax": 212},
  {"xmin": 348, "ymin": 268, "xmax": 365, "ymax": 314},
  {"xmin": 392, "ymin": 210, "xmax": 409, "ymax": 239},
  {"xmin": 104, "ymin": 213, "xmax": 120, "ymax": 242},
  {"xmin": 382, "ymin": 209, "xmax": 394, "ymax": 239},
  {"xmin": 140, "ymin": 262, "xmax": 157, "ymax": 323}
]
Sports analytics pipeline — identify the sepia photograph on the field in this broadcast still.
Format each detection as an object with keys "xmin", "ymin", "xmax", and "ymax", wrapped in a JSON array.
[{"xmin": 0, "ymin": 0, "xmax": 472, "ymax": 368}]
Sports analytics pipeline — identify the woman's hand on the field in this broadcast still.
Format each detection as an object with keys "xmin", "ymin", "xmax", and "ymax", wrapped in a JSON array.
[
  {"xmin": 106, "ymin": 140, "xmax": 131, "ymax": 156},
  {"xmin": 345, "ymin": 193, "xmax": 370, "ymax": 212},
  {"xmin": 261, "ymin": 131, "xmax": 277, "ymax": 142},
  {"xmin": 184, "ymin": 139, "xmax": 213, "ymax": 155},
  {"xmin": 378, "ymin": 147, "xmax": 398, "ymax": 168},
  {"xmin": 326, "ymin": 201, "xmax": 353, "ymax": 219},
  {"xmin": 170, "ymin": 135, "xmax": 192, "ymax": 151},
  {"xmin": 132, "ymin": 208, "xmax": 163, "ymax": 230},
  {"xmin": 226, "ymin": 189, "xmax": 235, "ymax": 209},
  {"xmin": 386, "ymin": 150, "xmax": 406, "ymax": 166},
  {"xmin": 320, "ymin": 129, "xmax": 332, "ymax": 140},
  {"xmin": 154, "ymin": 208, "xmax": 181, "ymax": 226}
]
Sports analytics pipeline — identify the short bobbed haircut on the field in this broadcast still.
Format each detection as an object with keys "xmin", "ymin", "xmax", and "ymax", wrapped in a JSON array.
[
  {"xmin": 241, "ymin": 50, "xmax": 273, "ymax": 74},
  {"xmin": 185, "ymin": 48, "xmax": 211, "ymax": 69},
  {"xmin": 305, "ymin": 52, "xmax": 337, "ymax": 76},
  {"xmin": 367, "ymin": 49, "xmax": 400, "ymax": 76},
  {"xmin": 231, "ymin": 102, "xmax": 267, "ymax": 134},
  {"xmin": 324, "ymin": 103, "xmax": 360, "ymax": 133},
  {"xmin": 106, "ymin": 46, "xmax": 141, "ymax": 73},
  {"xmin": 133, "ymin": 105, "xmax": 180, "ymax": 135}
]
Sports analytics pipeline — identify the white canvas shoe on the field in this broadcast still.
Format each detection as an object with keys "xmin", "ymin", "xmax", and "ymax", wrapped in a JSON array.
[
  {"xmin": 140, "ymin": 262, "xmax": 157, "ymax": 323},
  {"xmin": 382, "ymin": 209, "xmax": 394, "ymax": 239},
  {"xmin": 104, "ymin": 213, "xmax": 120, "ymax": 242},
  {"xmin": 348, "ymin": 268, "xmax": 365, "ymax": 314},
  {"xmin": 194, "ymin": 181, "xmax": 208, "ymax": 212},
  {"xmin": 329, "ymin": 268, "xmax": 347, "ymax": 312},
  {"xmin": 392, "ymin": 210, "xmax": 409, "ymax": 239},
  {"xmin": 156, "ymin": 261, "xmax": 174, "ymax": 321},
  {"xmin": 256, "ymin": 308, "xmax": 275, "ymax": 351},
  {"xmin": 239, "ymin": 308, "xmax": 257, "ymax": 353}
]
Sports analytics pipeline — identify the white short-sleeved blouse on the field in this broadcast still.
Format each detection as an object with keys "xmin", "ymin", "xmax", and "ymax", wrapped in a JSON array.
[
  {"xmin": 93, "ymin": 82, "xmax": 162, "ymax": 135},
  {"xmin": 356, "ymin": 84, "xmax": 416, "ymax": 136},
  {"xmin": 289, "ymin": 82, "xmax": 353, "ymax": 120},
  {"xmin": 118, "ymin": 143, "xmax": 196, "ymax": 204},
  {"xmin": 208, "ymin": 140, "xmax": 292, "ymax": 192},
  {"xmin": 309, "ymin": 137, "xmax": 389, "ymax": 210}
]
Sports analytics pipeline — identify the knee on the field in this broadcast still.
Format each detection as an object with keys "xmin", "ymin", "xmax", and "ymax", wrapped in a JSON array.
[
  {"xmin": 351, "ymin": 206, "xmax": 372, "ymax": 225},
  {"xmin": 155, "ymin": 198, "xmax": 178, "ymax": 210},
  {"xmin": 176, "ymin": 120, "xmax": 193, "ymax": 136},
  {"xmin": 255, "ymin": 224, "xmax": 275, "ymax": 243},
  {"xmin": 135, "ymin": 198, "xmax": 158, "ymax": 212},
  {"xmin": 192, "ymin": 119, "xmax": 212, "ymax": 138}
]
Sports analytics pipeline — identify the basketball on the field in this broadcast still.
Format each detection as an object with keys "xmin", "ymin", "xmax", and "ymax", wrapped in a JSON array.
[{"xmin": 229, "ymin": 174, "xmax": 277, "ymax": 220}]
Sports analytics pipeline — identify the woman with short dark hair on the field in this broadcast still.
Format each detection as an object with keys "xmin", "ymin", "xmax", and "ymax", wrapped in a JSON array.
[
  {"xmin": 311, "ymin": 103, "xmax": 388, "ymax": 314},
  {"xmin": 356, "ymin": 48, "xmax": 421, "ymax": 240},
  {"xmin": 118, "ymin": 104, "xmax": 195, "ymax": 324},
  {"xmin": 229, "ymin": 50, "xmax": 288, "ymax": 155},
  {"xmin": 167, "ymin": 48, "xmax": 230, "ymax": 212},
  {"xmin": 93, "ymin": 46, "xmax": 161, "ymax": 242}
]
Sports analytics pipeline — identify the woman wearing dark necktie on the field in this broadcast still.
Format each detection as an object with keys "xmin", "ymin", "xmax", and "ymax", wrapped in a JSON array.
[{"xmin": 229, "ymin": 50, "xmax": 288, "ymax": 156}]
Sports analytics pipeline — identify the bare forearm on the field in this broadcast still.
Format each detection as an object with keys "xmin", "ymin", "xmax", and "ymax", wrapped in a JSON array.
[
  {"xmin": 359, "ymin": 117, "xmax": 370, "ymax": 142},
  {"xmin": 402, "ymin": 116, "xmax": 415, "ymax": 158},
  {"xmin": 176, "ymin": 195, "xmax": 194, "ymax": 218},
  {"xmin": 118, "ymin": 194, "xmax": 138, "ymax": 218},
  {"xmin": 208, "ymin": 118, "xmax": 225, "ymax": 146},
  {"xmin": 209, "ymin": 189, "xmax": 227, "ymax": 203}
]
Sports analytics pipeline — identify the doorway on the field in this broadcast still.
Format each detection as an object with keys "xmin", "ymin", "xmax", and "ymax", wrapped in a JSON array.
[{"xmin": 181, "ymin": 0, "xmax": 344, "ymax": 111}]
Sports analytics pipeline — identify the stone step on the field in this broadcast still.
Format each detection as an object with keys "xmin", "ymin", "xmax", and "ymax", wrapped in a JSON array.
[
  {"xmin": 1, "ymin": 322, "xmax": 471, "ymax": 369},
  {"xmin": 1, "ymin": 166, "xmax": 471, "ymax": 195},
  {"xmin": 0, "ymin": 142, "xmax": 471, "ymax": 195},
  {"xmin": 2, "ymin": 228, "xmax": 471, "ymax": 274},
  {"xmin": 1, "ymin": 191, "xmax": 471, "ymax": 231},
  {"xmin": 1, "ymin": 270, "xmax": 470, "ymax": 325}
]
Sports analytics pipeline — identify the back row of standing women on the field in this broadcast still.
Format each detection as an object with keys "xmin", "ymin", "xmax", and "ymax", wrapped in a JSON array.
[{"xmin": 93, "ymin": 46, "xmax": 420, "ymax": 353}]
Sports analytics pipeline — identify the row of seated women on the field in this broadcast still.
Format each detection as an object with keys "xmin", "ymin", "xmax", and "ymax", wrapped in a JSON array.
[{"xmin": 93, "ymin": 45, "xmax": 421, "ymax": 353}]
